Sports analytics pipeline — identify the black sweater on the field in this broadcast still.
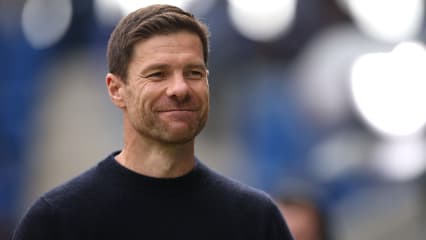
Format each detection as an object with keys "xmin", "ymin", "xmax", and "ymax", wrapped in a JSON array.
[{"xmin": 13, "ymin": 152, "xmax": 294, "ymax": 240}]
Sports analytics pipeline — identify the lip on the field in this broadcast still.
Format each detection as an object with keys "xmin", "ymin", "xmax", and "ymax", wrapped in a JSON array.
[
  {"xmin": 157, "ymin": 109, "xmax": 197, "ymax": 112},
  {"xmin": 157, "ymin": 110, "xmax": 198, "ymax": 121}
]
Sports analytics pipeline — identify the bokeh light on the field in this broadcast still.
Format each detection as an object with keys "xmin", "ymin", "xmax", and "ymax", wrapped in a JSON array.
[
  {"xmin": 340, "ymin": 0, "xmax": 424, "ymax": 42},
  {"xmin": 22, "ymin": 0, "xmax": 73, "ymax": 49},
  {"xmin": 351, "ymin": 42, "xmax": 426, "ymax": 138},
  {"xmin": 94, "ymin": 0, "xmax": 123, "ymax": 26},
  {"xmin": 95, "ymin": 0, "xmax": 215, "ymax": 26},
  {"xmin": 227, "ymin": 0, "xmax": 297, "ymax": 42},
  {"xmin": 114, "ymin": 0, "xmax": 199, "ymax": 15},
  {"xmin": 372, "ymin": 138, "xmax": 426, "ymax": 181}
]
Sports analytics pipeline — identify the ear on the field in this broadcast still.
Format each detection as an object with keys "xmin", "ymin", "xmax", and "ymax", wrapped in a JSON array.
[{"xmin": 106, "ymin": 73, "xmax": 126, "ymax": 109}]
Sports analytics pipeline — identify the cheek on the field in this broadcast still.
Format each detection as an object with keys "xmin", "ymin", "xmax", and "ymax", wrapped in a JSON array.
[
  {"xmin": 126, "ymin": 88, "xmax": 139, "ymax": 107},
  {"xmin": 126, "ymin": 82, "xmax": 153, "ymax": 105},
  {"xmin": 204, "ymin": 87, "xmax": 210, "ymax": 107},
  {"xmin": 196, "ymin": 82, "xmax": 210, "ymax": 101},
  {"xmin": 135, "ymin": 91, "xmax": 153, "ymax": 113},
  {"xmin": 123, "ymin": 88, "xmax": 145, "ymax": 117}
]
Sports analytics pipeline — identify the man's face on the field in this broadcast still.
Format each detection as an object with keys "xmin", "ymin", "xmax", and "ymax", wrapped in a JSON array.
[{"xmin": 119, "ymin": 31, "xmax": 209, "ymax": 145}]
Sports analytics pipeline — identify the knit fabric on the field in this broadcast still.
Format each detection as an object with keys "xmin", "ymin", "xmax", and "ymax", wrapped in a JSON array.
[{"xmin": 13, "ymin": 152, "xmax": 293, "ymax": 240}]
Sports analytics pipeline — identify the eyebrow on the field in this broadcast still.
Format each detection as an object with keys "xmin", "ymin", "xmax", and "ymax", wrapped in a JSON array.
[
  {"xmin": 141, "ymin": 64, "xmax": 169, "ymax": 71},
  {"xmin": 184, "ymin": 63, "xmax": 207, "ymax": 70},
  {"xmin": 139, "ymin": 63, "xmax": 207, "ymax": 75}
]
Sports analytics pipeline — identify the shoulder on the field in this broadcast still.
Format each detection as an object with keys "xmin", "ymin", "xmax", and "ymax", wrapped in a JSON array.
[
  {"xmin": 199, "ymin": 162, "xmax": 278, "ymax": 208},
  {"xmin": 199, "ymin": 163, "xmax": 294, "ymax": 239},
  {"xmin": 41, "ymin": 151, "xmax": 122, "ymax": 207},
  {"xmin": 13, "ymin": 163, "xmax": 103, "ymax": 239},
  {"xmin": 41, "ymin": 164, "xmax": 100, "ymax": 208},
  {"xmin": 13, "ymin": 197, "xmax": 58, "ymax": 239}
]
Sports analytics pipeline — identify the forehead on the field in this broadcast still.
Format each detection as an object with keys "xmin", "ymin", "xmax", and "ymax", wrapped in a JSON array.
[{"xmin": 131, "ymin": 32, "xmax": 204, "ymax": 64}]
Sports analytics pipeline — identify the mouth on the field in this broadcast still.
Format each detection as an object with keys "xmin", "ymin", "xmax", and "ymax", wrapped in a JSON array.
[
  {"xmin": 157, "ymin": 108, "xmax": 198, "ymax": 112},
  {"xmin": 157, "ymin": 109, "xmax": 198, "ymax": 122}
]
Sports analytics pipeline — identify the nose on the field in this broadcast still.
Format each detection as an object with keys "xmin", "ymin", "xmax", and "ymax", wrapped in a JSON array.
[{"xmin": 166, "ymin": 72, "xmax": 191, "ymax": 102}]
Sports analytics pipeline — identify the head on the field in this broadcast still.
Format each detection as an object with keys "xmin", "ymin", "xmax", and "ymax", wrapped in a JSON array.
[
  {"xmin": 106, "ymin": 4, "xmax": 210, "ymax": 145},
  {"xmin": 107, "ymin": 4, "xmax": 210, "ymax": 82},
  {"xmin": 276, "ymin": 197, "xmax": 330, "ymax": 240}
]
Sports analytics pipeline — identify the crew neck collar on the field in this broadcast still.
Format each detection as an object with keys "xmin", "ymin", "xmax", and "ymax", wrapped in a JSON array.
[{"xmin": 97, "ymin": 151, "xmax": 205, "ymax": 196}]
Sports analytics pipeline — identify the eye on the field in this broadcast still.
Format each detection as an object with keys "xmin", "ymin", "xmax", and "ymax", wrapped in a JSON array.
[
  {"xmin": 143, "ymin": 71, "xmax": 166, "ymax": 81},
  {"xmin": 185, "ymin": 70, "xmax": 205, "ymax": 80}
]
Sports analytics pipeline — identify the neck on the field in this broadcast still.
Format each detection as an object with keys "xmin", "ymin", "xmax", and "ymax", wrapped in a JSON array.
[{"xmin": 115, "ymin": 118, "xmax": 196, "ymax": 178}]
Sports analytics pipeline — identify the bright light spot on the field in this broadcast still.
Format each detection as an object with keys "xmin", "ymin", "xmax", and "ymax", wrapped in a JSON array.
[
  {"xmin": 227, "ymin": 0, "xmax": 296, "ymax": 42},
  {"xmin": 342, "ymin": 0, "xmax": 423, "ymax": 42},
  {"xmin": 351, "ymin": 42, "xmax": 426, "ymax": 138},
  {"xmin": 94, "ymin": 0, "xmax": 123, "ymax": 26},
  {"xmin": 185, "ymin": 0, "xmax": 216, "ymax": 17},
  {"xmin": 22, "ymin": 0, "xmax": 72, "ymax": 49},
  {"xmin": 113, "ymin": 0, "xmax": 199, "ymax": 16},
  {"xmin": 372, "ymin": 138, "xmax": 426, "ymax": 181},
  {"xmin": 95, "ymin": 0, "xmax": 212, "ymax": 26}
]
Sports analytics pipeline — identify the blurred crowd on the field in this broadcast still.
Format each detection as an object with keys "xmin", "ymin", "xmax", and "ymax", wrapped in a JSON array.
[{"xmin": 1, "ymin": 0, "xmax": 426, "ymax": 239}]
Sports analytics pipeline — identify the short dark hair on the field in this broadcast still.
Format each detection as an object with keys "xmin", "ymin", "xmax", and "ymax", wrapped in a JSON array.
[{"xmin": 107, "ymin": 4, "xmax": 210, "ymax": 81}]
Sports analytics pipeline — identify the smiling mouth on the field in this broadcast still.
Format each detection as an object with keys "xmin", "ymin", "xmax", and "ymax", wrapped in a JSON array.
[
  {"xmin": 157, "ymin": 109, "xmax": 197, "ymax": 112},
  {"xmin": 157, "ymin": 110, "xmax": 198, "ymax": 122}
]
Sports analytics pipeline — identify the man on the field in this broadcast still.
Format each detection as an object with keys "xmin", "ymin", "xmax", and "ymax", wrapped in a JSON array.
[
  {"xmin": 277, "ymin": 196, "xmax": 330, "ymax": 240},
  {"xmin": 13, "ymin": 4, "xmax": 294, "ymax": 240}
]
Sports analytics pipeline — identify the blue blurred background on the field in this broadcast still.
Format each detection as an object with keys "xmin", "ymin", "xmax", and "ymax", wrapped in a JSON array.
[{"xmin": 1, "ymin": 0, "xmax": 426, "ymax": 239}]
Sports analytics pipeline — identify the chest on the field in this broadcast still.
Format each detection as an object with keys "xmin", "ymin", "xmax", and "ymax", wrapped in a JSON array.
[{"xmin": 58, "ymin": 193, "xmax": 257, "ymax": 240}]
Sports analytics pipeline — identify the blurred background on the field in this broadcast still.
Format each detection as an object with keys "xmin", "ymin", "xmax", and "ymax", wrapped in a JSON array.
[{"xmin": 1, "ymin": 0, "xmax": 426, "ymax": 239}]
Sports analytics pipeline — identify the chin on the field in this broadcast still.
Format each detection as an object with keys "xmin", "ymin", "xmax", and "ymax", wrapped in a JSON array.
[
  {"xmin": 165, "ymin": 130, "xmax": 198, "ymax": 143},
  {"xmin": 139, "ymin": 118, "xmax": 206, "ymax": 144},
  {"xmin": 160, "ymin": 126, "xmax": 204, "ymax": 144},
  {"xmin": 159, "ymin": 135, "xmax": 196, "ymax": 145}
]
